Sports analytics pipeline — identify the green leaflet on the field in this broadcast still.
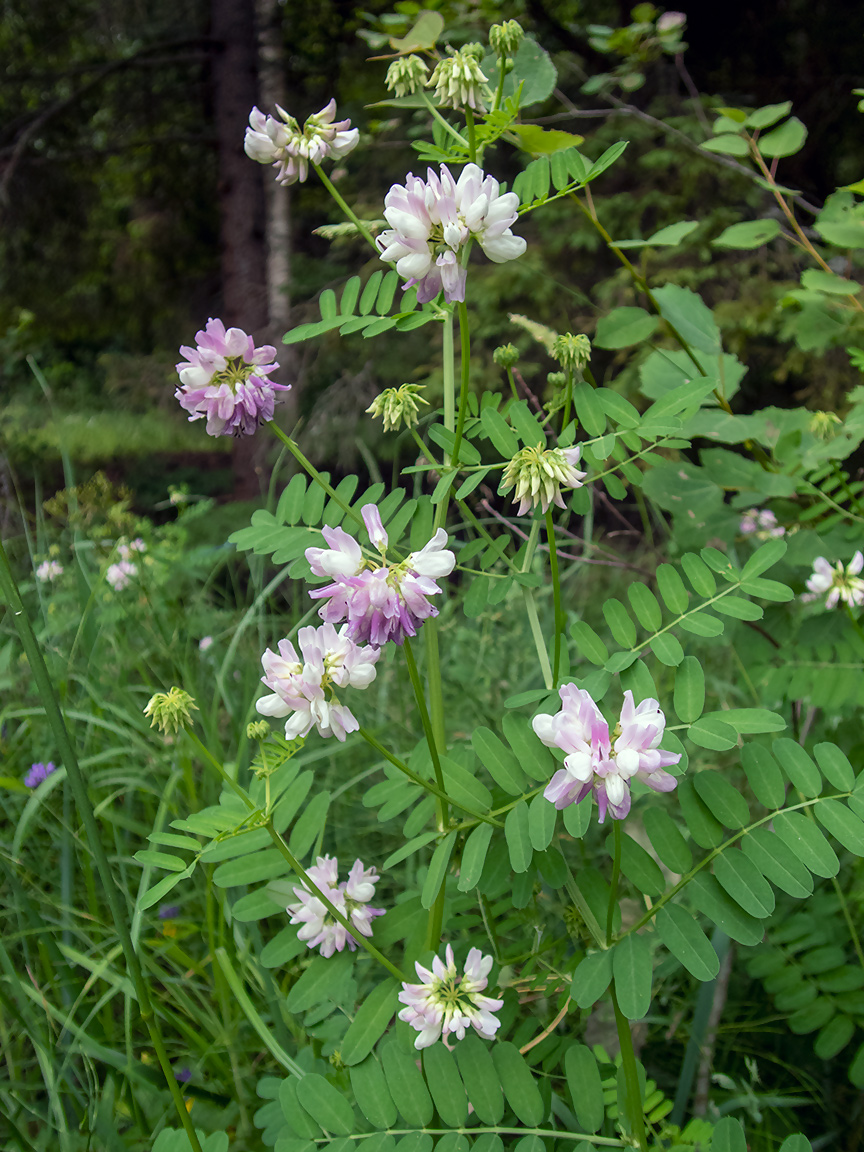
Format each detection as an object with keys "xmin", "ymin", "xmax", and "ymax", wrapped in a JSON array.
[
  {"xmin": 453, "ymin": 1034, "xmax": 504, "ymax": 1125},
  {"xmin": 422, "ymin": 1043, "xmax": 468, "ymax": 1127},
  {"xmin": 656, "ymin": 905, "xmax": 719, "ymax": 981},
  {"xmin": 564, "ymin": 1044, "xmax": 605, "ymax": 1133},
  {"xmin": 381, "ymin": 1040, "xmax": 434, "ymax": 1127}
]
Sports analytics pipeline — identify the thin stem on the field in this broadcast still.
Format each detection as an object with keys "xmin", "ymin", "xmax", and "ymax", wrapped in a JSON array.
[
  {"xmin": 0, "ymin": 540, "xmax": 204, "ymax": 1152},
  {"xmin": 505, "ymin": 366, "xmax": 519, "ymax": 401},
  {"xmin": 545, "ymin": 509, "xmax": 564, "ymax": 686},
  {"xmin": 419, "ymin": 90, "xmax": 470, "ymax": 148},
  {"xmin": 610, "ymin": 981, "xmax": 649, "ymax": 1152},
  {"xmin": 561, "ymin": 371, "xmax": 573, "ymax": 432},
  {"xmin": 607, "ymin": 821, "xmax": 622, "ymax": 947},
  {"xmin": 425, "ymin": 619, "xmax": 447, "ymax": 753},
  {"xmin": 465, "ymin": 107, "xmax": 477, "ymax": 162},
  {"xmin": 267, "ymin": 422, "xmax": 363, "ymax": 527},
  {"xmin": 450, "ymin": 300, "xmax": 472, "ymax": 468},
  {"xmin": 184, "ymin": 728, "xmax": 254, "ymax": 809},
  {"xmin": 491, "ymin": 55, "xmax": 508, "ymax": 114},
  {"xmin": 403, "ymin": 640, "xmax": 448, "ymax": 828},
  {"xmin": 522, "ymin": 586, "xmax": 553, "ymax": 691},
  {"xmin": 265, "ymin": 823, "xmax": 406, "ymax": 981},
  {"xmin": 442, "ymin": 308, "xmax": 456, "ymax": 455},
  {"xmin": 313, "ymin": 163, "xmax": 379, "ymax": 254}
]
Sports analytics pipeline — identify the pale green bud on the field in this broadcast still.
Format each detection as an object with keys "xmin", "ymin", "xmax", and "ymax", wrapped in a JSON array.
[
  {"xmin": 552, "ymin": 333, "xmax": 592, "ymax": 372},
  {"xmin": 428, "ymin": 48, "xmax": 489, "ymax": 113},
  {"xmin": 500, "ymin": 444, "xmax": 587, "ymax": 515},
  {"xmin": 490, "ymin": 20, "xmax": 524, "ymax": 58},
  {"xmin": 809, "ymin": 410, "xmax": 842, "ymax": 440},
  {"xmin": 493, "ymin": 343, "xmax": 520, "ymax": 368},
  {"xmin": 547, "ymin": 371, "xmax": 567, "ymax": 388},
  {"xmin": 385, "ymin": 54, "xmax": 429, "ymax": 98},
  {"xmin": 246, "ymin": 720, "xmax": 271, "ymax": 741},
  {"xmin": 366, "ymin": 383, "xmax": 429, "ymax": 433},
  {"xmin": 144, "ymin": 687, "xmax": 198, "ymax": 735}
]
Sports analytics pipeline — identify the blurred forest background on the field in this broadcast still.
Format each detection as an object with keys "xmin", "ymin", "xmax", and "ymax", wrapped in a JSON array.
[{"xmin": 2, "ymin": 0, "xmax": 864, "ymax": 517}]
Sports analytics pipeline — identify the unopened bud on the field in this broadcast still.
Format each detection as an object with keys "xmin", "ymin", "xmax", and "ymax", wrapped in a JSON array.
[
  {"xmin": 428, "ymin": 48, "xmax": 489, "ymax": 113},
  {"xmin": 493, "ymin": 343, "xmax": 519, "ymax": 368},
  {"xmin": 552, "ymin": 333, "xmax": 592, "ymax": 372},
  {"xmin": 385, "ymin": 54, "xmax": 429, "ymax": 98},
  {"xmin": 144, "ymin": 687, "xmax": 198, "ymax": 735},
  {"xmin": 547, "ymin": 371, "xmax": 567, "ymax": 388},
  {"xmin": 490, "ymin": 20, "xmax": 524, "ymax": 58},
  {"xmin": 809, "ymin": 410, "xmax": 842, "ymax": 440},
  {"xmin": 246, "ymin": 720, "xmax": 271, "ymax": 741},
  {"xmin": 501, "ymin": 444, "xmax": 588, "ymax": 515},
  {"xmin": 366, "ymin": 383, "xmax": 429, "ymax": 433}
]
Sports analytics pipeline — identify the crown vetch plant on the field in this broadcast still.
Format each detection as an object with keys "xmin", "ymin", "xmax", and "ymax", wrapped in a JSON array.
[{"xmin": 9, "ymin": 9, "xmax": 864, "ymax": 1152}]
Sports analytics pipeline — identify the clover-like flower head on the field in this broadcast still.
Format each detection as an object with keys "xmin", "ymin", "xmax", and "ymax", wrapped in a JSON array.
[
  {"xmin": 501, "ymin": 443, "xmax": 587, "ymax": 516},
  {"xmin": 398, "ymin": 944, "xmax": 504, "ymax": 1049},
  {"xmin": 244, "ymin": 99, "xmax": 359, "ymax": 186},
  {"xmin": 287, "ymin": 855, "xmax": 384, "ymax": 957}
]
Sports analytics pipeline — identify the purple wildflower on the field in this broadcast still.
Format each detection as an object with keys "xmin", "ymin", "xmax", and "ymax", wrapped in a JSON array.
[
  {"xmin": 533, "ymin": 686, "xmax": 681, "ymax": 823},
  {"xmin": 305, "ymin": 505, "xmax": 455, "ymax": 647},
  {"xmin": 244, "ymin": 99, "xmax": 359, "ymax": 186},
  {"xmin": 175, "ymin": 318, "xmax": 289, "ymax": 437},
  {"xmin": 106, "ymin": 560, "xmax": 137, "ymax": 591},
  {"xmin": 398, "ymin": 945, "xmax": 504, "ymax": 1050},
  {"xmin": 25, "ymin": 762, "xmax": 57, "ymax": 788},
  {"xmin": 287, "ymin": 855, "xmax": 384, "ymax": 957},
  {"xmin": 158, "ymin": 905, "xmax": 181, "ymax": 920}
]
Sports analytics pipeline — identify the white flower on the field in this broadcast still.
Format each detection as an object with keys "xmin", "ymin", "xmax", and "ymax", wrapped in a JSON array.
[
  {"xmin": 740, "ymin": 508, "xmax": 784, "ymax": 539},
  {"xmin": 804, "ymin": 552, "xmax": 864, "ymax": 609},
  {"xmin": 256, "ymin": 622, "xmax": 379, "ymax": 741},
  {"xmin": 287, "ymin": 855, "xmax": 384, "ymax": 957},
  {"xmin": 36, "ymin": 560, "xmax": 64, "ymax": 582},
  {"xmin": 199, "ymin": 636, "xmax": 214, "ymax": 652},
  {"xmin": 118, "ymin": 537, "xmax": 147, "ymax": 561},
  {"xmin": 244, "ymin": 99, "xmax": 359, "ymax": 186},
  {"xmin": 398, "ymin": 944, "xmax": 504, "ymax": 1049},
  {"xmin": 377, "ymin": 163, "xmax": 527, "ymax": 304},
  {"xmin": 106, "ymin": 561, "xmax": 137, "ymax": 591}
]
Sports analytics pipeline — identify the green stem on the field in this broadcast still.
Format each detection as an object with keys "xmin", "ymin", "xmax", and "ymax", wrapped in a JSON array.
[
  {"xmin": 465, "ymin": 107, "xmax": 477, "ymax": 162},
  {"xmin": 184, "ymin": 727, "xmax": 254, "ymax": 809},
  {"xmin": 522, "ymin": 586, "xmax": 553, "ymax": 691},
  {"xmin": 442, "ymin": 309, "xmax": 456, "ymax": 457},
  {"xmin": 313, "ymin": 163, "xmax": 379, "ymax": 254},
  {"xmin": 267, "ymin": 422, "xmax": 363, "ymax": 527},
  {"xmin": 505, "ymin": 366, "xmax": 519, "ymax": 401},
  {"xmin": 610, "ymin": 981, "xmax": 649, "ymax": 1152},
  {"xmin": 450, "ymin": 300, "xmax": 472, "ymax": 468},
  {"xmin": 545, "ymin": 509, "xmax": 564, "ymax": 687},
  {"xmin": 607, "ymin": 821, "xmax": 622, "ymax": 946},
  {"xmin": 0, "ymin": 540, "xmax": 204, "ymax": 1152},
  {"xmin": 265, "ymin": 823, "xmax": 407, "ymax": 982},
  {"xmin": 425, "ymin": 619, "xmax": 447, "ymax": 753},
  {"xmin": 491, "ymin": 55, "xmax": 508, "ymax": 114},
  {"xmin": 561, "ymin": 371, "xmax": 573, "ymax": 433},
  {"xmin": 403, "ymin": 640, "xmax": 448, "ymax": 827},
  {"xmin": 419, "ymin": 90, "xmax": 470, "ymax": 148}
]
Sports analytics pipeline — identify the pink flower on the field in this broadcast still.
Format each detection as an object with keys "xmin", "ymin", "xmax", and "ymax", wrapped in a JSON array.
[
  {"xmin": 305, "ymin": 505, "xmax": 455, "ymax": 647},
  {"xmin": 35, "ymin": 560, "xmax": 64, "ymax": 582},
  {"xmin": 106, "ymin": 560, "xmax": 137, "ymax": 591},
  {"xmin": 256, "ymin": 622, "xmax": 379, "ymax": 741},
  {"xmin": 398, "ymin": 944, "xmax": 504, "ymax": 1050},
  {"xmin": 740, "ymin": 508, "xmax": 784, "ymax": 539},
  {"xmin": 533, "ymin": 686, "xmax": 680, "ymax": 823},
  {"xmin": 244, "ymin": 99, "xmax": 359, "ymax": 186},
  {"xmin": 377, "ymin": 163, "xmax": 527, "ymax": 304},
  {"xmin": 175, "ymin": 318, "xmax": 289, "ymax": 437},
  {"xmin": 287, "ymin": 855, "xmax": 384, "ymax": 957},
  {"xmin": 119, "ymin": 537, "xmax": 147, "ymax": 561},
  {"xmin": 804, "ymin": 552, "xmax": 864, "ymax": 609}
]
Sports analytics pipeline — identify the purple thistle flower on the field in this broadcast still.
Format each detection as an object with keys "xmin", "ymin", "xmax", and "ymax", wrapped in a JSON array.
[
  {"xmin": 175, "ymin": 318, "xmax": 289, "ymax": 437},
  {"xmin": 25, "ymin": 761, "xmax": 57, "ymax": 788},
  {"xmin": 398, "ymin": 944, "xmax": 504, "ymax": 1050},
  {"xmin": 305, "ymin": 505, "xmax": 456, "ymax": 647},
  {"xmin": 377, "ymin": 163, "xmax": 526, "ymax": 304},
  {"xmin": 533, "ymin": 686, "xmax": 680, "ymax": 823},
  {"xmin": 287, "ymin": 855, "xmax": 384, "ymax": 957},
  {"xmin": 256, "ymin": 622, "xmax": 380, "ymax": 741}
]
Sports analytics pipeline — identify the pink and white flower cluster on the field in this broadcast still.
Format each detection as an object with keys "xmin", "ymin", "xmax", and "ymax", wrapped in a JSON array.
[
  {"xmin": 36, "ymin": 560, "xmax": 64, "ymax": 582},
  {"xmin": 533, "ymin": 686, "xmax": 681, "ymax": 823},
  {"xmin": 740, "ymin": 508, "xmax": 784, "ymax": 539},
  {"xmin": 398, "ymin": 944, "xmax": 503, "ymax": 1050},
  {"xmin": 256, "ymin": 622, "xmax": 379, "ymax": 741},
  {"xmin": 804, "ymin": 551, "xmax": 864, "ymax": 609},
  {"xmin": 306, "ymin": 505, "xmax": 455, "ymax": 647},
  {"xmin": 106, "ymin": 560, "xmax": 137, "ymax": 592},
  {"xmin": 244, "ymin": 99, "xmax": 359, "ymax": 186},
  {"xmin": 377, "ymin": 163, "xmax": 527, "ymax": 304},
  {"xmin": 118, "ymin": 537, "xmax": 147, "ymax": 561},
  {"xmin": 287, "ymin": 855, "xmax": 384, "ymax": 957},
  {"xmin": 176, "ymin": 318, "xmax": 288, "ymax": 438}
]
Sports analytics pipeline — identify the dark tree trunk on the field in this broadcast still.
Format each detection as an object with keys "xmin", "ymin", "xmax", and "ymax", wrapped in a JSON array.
[{"xmin": 211, "ymin": 0, "xmax": 268, "ymax": 499}]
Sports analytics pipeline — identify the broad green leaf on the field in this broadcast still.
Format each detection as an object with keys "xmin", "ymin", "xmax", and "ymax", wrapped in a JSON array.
[
  {"xmin": 609, "ymin": 831, "xmax": 664, "ymax": 896},
  {"xmin": 693, "ymin": 772, "xmax": 750, "ymax": 829},
  {"xmin": 814, "ymin": 799, "xmax": 864, "ymax": 854},
  {"xmin": 318, "ymin": 288, "xmax": 337, "ymax": 320},
  {"xmin": 232, "ymin": 888, "xmax": 283, "ymax": 922},
  {"xmin": 421, "ymin": 831, "xmax": 457, "ymax": 909},
  {"xmin": 528, "ymin": 793, "xmax": 556, "ymax": 851},
  {"xmin": 383, "ymin": 832, "xmax": 440, "ymax": 871},
  {"xmin": 389, "ymin": 10, "xmax": 444, "ymax": 50},
  {"xmin": 295, "ymin": 1073, "xmax": 354, "ymax": 1136},
  {"xmin": 570, "ymin": 620, "xmax": 609, "ymax": 666},
  {"xmin": 712, "ymin": 595, "xmax": 762, "ymax": 621},
  {"xmin": 710, "ymin": 1116, "xmax": 747, "ymax": 1152},
  {"xmin": 713, "ymin": 219, "xmax": 781, "ymax": 249},
  {"xmin": 657, "ymin": 564, "xmax": 689, "ymax": 614},
  {"xmin": 594, "ymin": 306, "xmax": 658, "ymax": 349},
  {"xmin": 489, "ymin": 37, "xmax": 557, "ymax": 109},
  {"xmin": 422, "ymin": 1044, "xmax": 468, "ymax": 1127},
  {"xmin": 814, "ymin": 743, "xmax": 854, "ymax": 791},
  {"xmin": 381, "ymin": 1041, "xmax": 434, "ymax": 1127},
  {"xmin": 688, "ymin": 874, "xmax": 765, "ymax": 946},
  {"xmin": 615, "ymin": 220, "xmax": 699, "ymax": 248},
  {"xmin": 741, "ymin": 537, "xmax": 787, "ymax": 578},
  {"xmin": 759, "ymin": 116, "xmax": 807, "ymax": 158},
  {"xmin": 510, "ymin": 124, "xmax": 584, "ymax": 155},
  {"xmin": 562, "ymin": 796, "xmax": 592, "ymax": 838},
  {"xmin": 677, "ymin": 778, "xmax": 725, "ymax": 848},
  {"xmin": 453, "ymin": 1033, "xmax": 504, "ymax": 1124},
  {"xmin": 814, "ymin": 1014, "xmax": 855, "ymax": 1059},
  {"xmin": 778, "ymin": 1137, "xmax": 812, "ymax": 1152},
  {"xmin": 339, "ymin": 276, "xmax": 361, "ymax": 315},
  {"xmin": 773, "ymin": 738, "xmax": 822, "ymax": 798},
  {"xmin": 681, "ymin": 552, "xmax": 716, "ymax": 596},
  {"xmin": 570, "ymin": 949, "xmax": 613, "ymax": 1009},
  {"xmin": 773, "ymin": 812, "xmax": 839, "ymax": 878},
  {"xmin": 678, "ymin": 612, "xmax": 725, "ymax": 638},
  {"xmin": 643, "ymin": 807, "xmax": 692, "ymax": 873},
  {"xmin": 688, "ymin": 716, "xmax": 738, "ymax": 752},
  {"xmin": 505, "ymin": 803, "xmax": 533, "ymax": 873},
  {"xmin": 788, "ymin": 997, "xmax": 834, "ymax": 1034},
  {"xmin": 480, "ymin": 407, "xmax": 519, "ymax": 458},
  {"xmin": 280, "ymin": 1078, "xmax": 322, "ymax": 1137},
  {"xmin": 612, "ymin": 934, "xmax": 652, "ymax": 1020},
  {"xmin": 285, "ymin": 952, "xmax": 354, "ymax": 1014},
  {"xmin": 652, "ymin": 284, "xmax": 721, "ymax": 355},
  {"xmin": 492, "ymin": 1042, "xmax": 545, "ymax": 1126},
  {"xmin": 212, "ymin": 849, "xmax": 289, "ymax": 888},
  {"xmin": 341, "ymin": 981, "xmax": 399, "ymax": 1066},
  {"xmin": 572, "ymin": 382, "xmax": 606, "ymax": 435},
  {"xmin": 441, "ymin": 756, "xmax": 493, "ymax": 813},
  {"xmin": 458, "ymin": 823, "xmax": 493, "ymax": 892},
  {"xmin": 741, "ymin": 744, "xmax": 785, "ymax": 809},
  {"xmin": 472, "ymin": 727, "xmax": 529, "ymax": 795},
  {"xmin": 288, "ymin": 791, "xmax": 330, "ymax": 859},
  {"xmin": 801, "ymin": 268, "xmax": 861, "ymax": 295},
  {"xmin": 650, "ymin": 633, "xmax": 684, "ymax": 666},
  {"xmin": 627, "ymin": 583, "xmax": 662, "ymax": 631},
  {"xmin": 261, "ymin": 926, "xmax": 305, "ymax": 968},
  {"xmin": 701, "ymin": 134, "xmax": 750, "ymax": 156},
  {"xmin": 564, "ymin": 1045, "xmax": 604, "ymax": 1133},
  {"xmin": 656, "ymin": 905, "xmax": 719, "ymax": 981},
  {"xmin": 715, "ymin": 708, "xmax": 785, "ymax": 734},
  {"xmin": 137, "ymin": 864, "xmax": 196, "ymax": 912},
  {"xmin": 746, "ymin": 101, "xmax": 792, "ymax": 129},
  {"xmin": 502, "ymin": 713, "xmax": 556, "ymax": 782},
  {"xmin": 674, "ymin": 657, "xmax": 705, "ymax": 723},
  {"xmin": 603, "ymin": 598, "xmax": 636, "ymax": 647},
  {"xmin": 741, "ymin": 828, "xmax": 812, "ymax": 898},
  {"xmin": 713, "ymin": 849, "xmax": 774, "ymax": 917}
]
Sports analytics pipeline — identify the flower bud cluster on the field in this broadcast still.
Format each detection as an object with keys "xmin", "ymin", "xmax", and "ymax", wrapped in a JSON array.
[
  {"xmin": 366, "ymin": 383, "xmax": 429, "ymax": 433},
  {"xmin": 428, "ymin": 47, "xmax": 490, "ymax": 112},
  {"xmin": 501, "ymin": 443, "xmax": 587, "ymax": 515},
  {"xmin": 385, "ymin": 55, "xmax": 429, "ymax": 97},
  {"xmin": 144, "ymin": 688, "xmax": 198, "ymax": 735},
  {"xmin": 552, "ymin": 332, "xmax": 591, "ymax": 372},
  {"xmin": 489, "ymin": 20, "xmax": 524, "ymax": 58}
]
